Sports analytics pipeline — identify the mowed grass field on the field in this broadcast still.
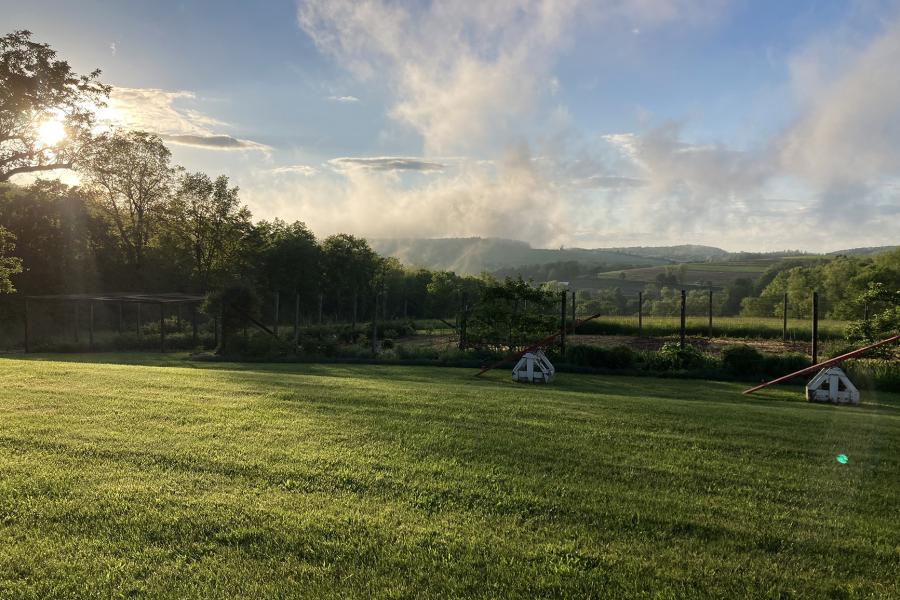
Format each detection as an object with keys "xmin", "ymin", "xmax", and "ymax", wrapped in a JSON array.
[{"xmin": 1, "ymin": 355, "xmax": 898, "ymax": 598}]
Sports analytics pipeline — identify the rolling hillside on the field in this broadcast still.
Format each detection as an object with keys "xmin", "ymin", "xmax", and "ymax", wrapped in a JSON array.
[{"xmin": 371, "ymin": 238, "xmax": 670, "ymax": 274}]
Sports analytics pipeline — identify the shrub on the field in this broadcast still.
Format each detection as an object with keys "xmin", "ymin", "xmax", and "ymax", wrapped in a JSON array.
[
  {"xmin": 650, "ymin": 343, "xmax": 711, "ymax": 371},
  {"xmin": 722, "ymin": 345, "xmax": 765, "ymax": 376},
  {"xmin": 761, "ymin": 353, "xmax": 809, "ymax": 377},
  {"xmin": 565, "ymin": 344, "xmax": 636, "ymax": 369}
]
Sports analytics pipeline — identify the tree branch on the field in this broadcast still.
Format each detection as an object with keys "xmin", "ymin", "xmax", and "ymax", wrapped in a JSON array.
[{"xmin": 0, "ymin": 162, "xmax": 73, "ymax": 182}]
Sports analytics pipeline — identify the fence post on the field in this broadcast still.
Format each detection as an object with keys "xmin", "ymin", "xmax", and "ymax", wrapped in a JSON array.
[
  {"xmin": 160, "ymin": 303, "xmax": 165, "ymax": 353},
  {"xmin": 708, "ymin": 288, "xmax": 713, "ymax": 337},
  {"xmin": 136, "ymin": 303, "xmax": 142, "ymax": 338},
  {"xmin": 571, "ymin": 291, "xmax": 576, "ymax": 333},
  {"xmin": 559, "ymin": 290, "xmax": 567, "ymax": 354},
  {"xmin": 680, "ymin": 289, "xmax": 686, "ymax": 349},
  {"xmin": 352, "ymin": 290, "xmax": 357, "ymax": 332},
  {"xmin": 371, "ymin": 291, "xmax": 378, "ymax": 355},
  {"xmin": 273, "ymin": 291, "xmax": 280, "ymax": 337},
  {"xmin": 89, "ymin": 302, "xmax": 95, "ymax": 351},
  {"xmin": 811, "ymin": 291, "xmax": 819, "ymax": 364},
  {"xmin": 74, "ymin": 303, "xmax": 80, "ymax": 342},
  {"xmin": 191, "ymin": 304, "xmax": 199, "ymax": 345},
  {"xmin": 118, "ymin": 301, "xmax": 124, "ymax": 334},
  {"xmin": 294, "ymin": 292, "xmax": 300, "ymax": 346},
  {"xmin": 782, "ymin": 293, "xmax": 788, "ymax": 341},
  {"xmin": 458, "ymin": 292, "xmax": 468, "ymax": 350},
  {"xmin": 638, "ymin": 291, "xmax": 643, "ymax": 336},
  {"xmin": 23, "ymin": 298, "xmax": 29, "ymax": 353},
  {"xmin": 318, "ymin": 293, "xmax": 323, "ymax": 324}
]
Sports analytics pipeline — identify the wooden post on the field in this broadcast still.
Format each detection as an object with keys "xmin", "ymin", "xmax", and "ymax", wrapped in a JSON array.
[
  {"xmin": 176, "ymin": 304, "xmax": 182, "ymax": 332},
  {"xmin": 136, "ymin": 303, "xmax": 142, "ymax": 338},
  {"xmin": 191, "ymin": 304, "xmax": 199, "ymax": 345},
  {"xmin": 782, "ymin": 293, "xmax": 788, "ymax": 341},
  {"xmin": 214, "ymin": 314, "xmax": 220, "ymax": 349},
  {"xmin": 458, "ymin": 292, "xmax": 468, "ymax": 350},
  {"xmin": 89, "ymin": 302, "xmax": 95, "ymax": 351},
  {"xmin": 273, "ymin": 291, "xmax": 280, "ymax": 337},
  {"xmin": 23, "ymin": 298, "xmax": 29, "ymax": 353},
  {"xmin": 708, "ymin": 288, "xmax": 713, "ymax": 337},
  {"xmin": 571, "ymin": 291, "xmax": 576, "ymax": 333},
  {"xmin": 352, "ymin": 290, "xmax": 357, "ymax": 332},
  {"xmin": 371, "ymin": 291, "xmax": 378, "ymax": 355},
  {"xmin": 559, "ymin": 290, "xmax": 567, "ymax": 354},
  {"xmin": 811, "ymin": 291, "xmax": 819, "ymax": 364},
  {"xmin": 118, "ymin": 301, "xmax": 124, "ymax": 334},
  {"xmin": 294, "ymin": 291, "xmax": 300, "ymax": 346},
  {"xmin": 680, "ymin": 289, "xmax": 686, "ymax": 349},
  {"xmin": 160, "ymin": 303, "xmax": 165, "ymax": 353},
  {"xmin": 863, "ymin": 302, "xmax": 869, "ymax": 322},
  {"xmin": 74, "ymin": 303, "xmax": 80, "ymax": 342},
  {"xmin": 318, "ymin": 293, "xmax": 323, "ymax": 324},
  {"xmin": 638, "ymin": 291, "xmax": 643, "ymax": 336}
]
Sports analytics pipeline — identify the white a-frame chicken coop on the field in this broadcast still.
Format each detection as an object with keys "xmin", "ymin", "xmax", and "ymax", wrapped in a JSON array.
[
  {"xmin": 806, "ymin": 367, "xmax": 860, "ymax": 405},
  {"xmin": 512, "ymin": 349, "xmax": 555, "ymax": 384}
]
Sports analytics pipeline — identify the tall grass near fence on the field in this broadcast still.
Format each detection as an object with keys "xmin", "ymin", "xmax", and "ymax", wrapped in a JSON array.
[{"xmin": 574, "ymin": 315, "xmax": 848, "ymax": 341}]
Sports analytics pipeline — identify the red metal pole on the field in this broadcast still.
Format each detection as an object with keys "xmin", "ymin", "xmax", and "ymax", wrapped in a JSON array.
[{"xmin": 742, "ymin": 334, "xmax": 899, "ymax": 395}]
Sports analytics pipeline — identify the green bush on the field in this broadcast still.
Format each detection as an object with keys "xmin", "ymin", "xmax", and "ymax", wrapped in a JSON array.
[
  {"xmin": 843, "ymin": 359, "xmax": 900, "ymax": 392},
  {"xmin": 722, "ymin": 345, "xmax": 765, "ymax": 376},
  {"xmin": 761, "ymin": 353, "xmax": 809, "ymax": 377},
  {"xmin": 650, "ymin": 343, "xmax": 711, "ymax": 371},
  {"xmin": 565, "ymin": 345, "xmax": 636, "ymax": 369}
]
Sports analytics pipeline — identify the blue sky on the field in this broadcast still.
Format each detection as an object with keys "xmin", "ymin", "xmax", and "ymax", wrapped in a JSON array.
[{"xmin": 5, "ymin": 0, "xmax": 900, "ymax": 251}]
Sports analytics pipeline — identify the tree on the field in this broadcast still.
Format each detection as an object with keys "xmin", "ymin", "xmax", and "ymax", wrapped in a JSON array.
[
  {"xmin": 167, "ymin": 172, "xmax": 251, "ymax": 291},
  {"xmin": 320, "ymin": 234, "xmax": 378, "ymax": 319},
  {"xmin": 845, "ymin": 282, "xmax": 900, "ymax": 349},
  {"xmin": 257, "ymin": 219, "xmax": 321, "ymax": 313},
  {"xmin": 0, "ymin": 180, "xmax": 102, "ymax": 294},
  {"xmin": 0, "ymin": 224, "xmax": 22, "ymax": 293},
  {"xmin": 78, "ymin": 131, "xmax": 176, "ymax": 286},
  {"xmin": 0, "ymin": 30, "xmax": 110, "ymax": 181},
  {"xmin": 468, "ymin": 276, "xmax": 557, "ymax": 351}
]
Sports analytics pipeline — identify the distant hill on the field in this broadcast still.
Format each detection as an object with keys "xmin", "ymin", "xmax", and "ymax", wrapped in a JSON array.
[
  {"xmin": 606, "ymin": 244, "xmax": 730, "ymax": 263},
  {"xmin": 370, "ymin": 238, "xmax": 671, "ymax": 274},
  {"xmin": 827, "ymin": 246, "xmax": 897, "ymax": 257}
]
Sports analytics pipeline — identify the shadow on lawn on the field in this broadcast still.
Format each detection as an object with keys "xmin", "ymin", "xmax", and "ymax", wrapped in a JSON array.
[{"xmin": 6, "ymin": 351, "xmax": 899, "ymax": 411}]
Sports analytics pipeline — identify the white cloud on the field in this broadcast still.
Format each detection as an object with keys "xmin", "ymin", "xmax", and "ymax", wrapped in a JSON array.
[
  {"xmin": 244, "ymin": 146, "xmax": 569, "ymax": 244},
  {"xmin": 326, "ymin": 95, "xmax": 360, "ymax": 103},
  {"xmin": 328, "ymin": 156, "xmax": 445, "ymax": 172},
  {"xmin": 283, "ymin": 1, "xmax": 897, "ymax": 251},
  {"xmin": 781, "ymin": 15, "xmax": 900, "ymax": 186},
  {"xmin": 98, "ymin": 87, "xmax": 270, "ymax": 152},
  {"xmin": 269, "ymin": 164, "xmax": 319, "ymax": 176}
]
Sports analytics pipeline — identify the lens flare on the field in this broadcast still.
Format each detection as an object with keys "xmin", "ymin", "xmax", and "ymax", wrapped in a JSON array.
[
  {"xmin": 836, "ymin": 454, "xmax": 849, "ymax": 464},
  {"xmin": 37, "ymin": 119, "xmax": 66, "ymax": 146}
]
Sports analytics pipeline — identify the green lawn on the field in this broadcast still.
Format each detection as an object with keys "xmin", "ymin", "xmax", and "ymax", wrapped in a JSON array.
[{"xmin": 1, "ymin": 355, "xmax": 898, "ymax": 598}]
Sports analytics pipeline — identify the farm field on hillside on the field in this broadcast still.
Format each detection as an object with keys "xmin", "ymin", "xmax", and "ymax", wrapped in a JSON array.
[
  {"xmin": 1, "ymin": 356, "xmax": 898, "ymax": 598},
  {"xmin": 592, "ymin": 257, "xmax": 820, "ymax": 289}
]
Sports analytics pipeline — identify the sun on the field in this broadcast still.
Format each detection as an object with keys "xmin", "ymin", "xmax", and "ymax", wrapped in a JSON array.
[{"xmin": 37, "ymin": 119, "xmax": 67, "ymax": 146}]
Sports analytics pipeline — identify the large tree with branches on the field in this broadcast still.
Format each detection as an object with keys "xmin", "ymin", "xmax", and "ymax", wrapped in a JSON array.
[
  {"xmin": 79, "ymin": 131, "xmax": 177, "ymax": 285},
  {"xmin": 0, "ymin": 30, "xmax": 110, "ymax": 182}
]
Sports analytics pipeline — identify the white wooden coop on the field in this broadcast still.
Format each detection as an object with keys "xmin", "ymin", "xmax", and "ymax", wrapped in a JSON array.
[
  {"xmin": 806, "ymin": 366, "xmax": 860, "ymax": 405},
  {"xmin": 512, "ymin": 349, "xmax": 555, "ymax": 384}
]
